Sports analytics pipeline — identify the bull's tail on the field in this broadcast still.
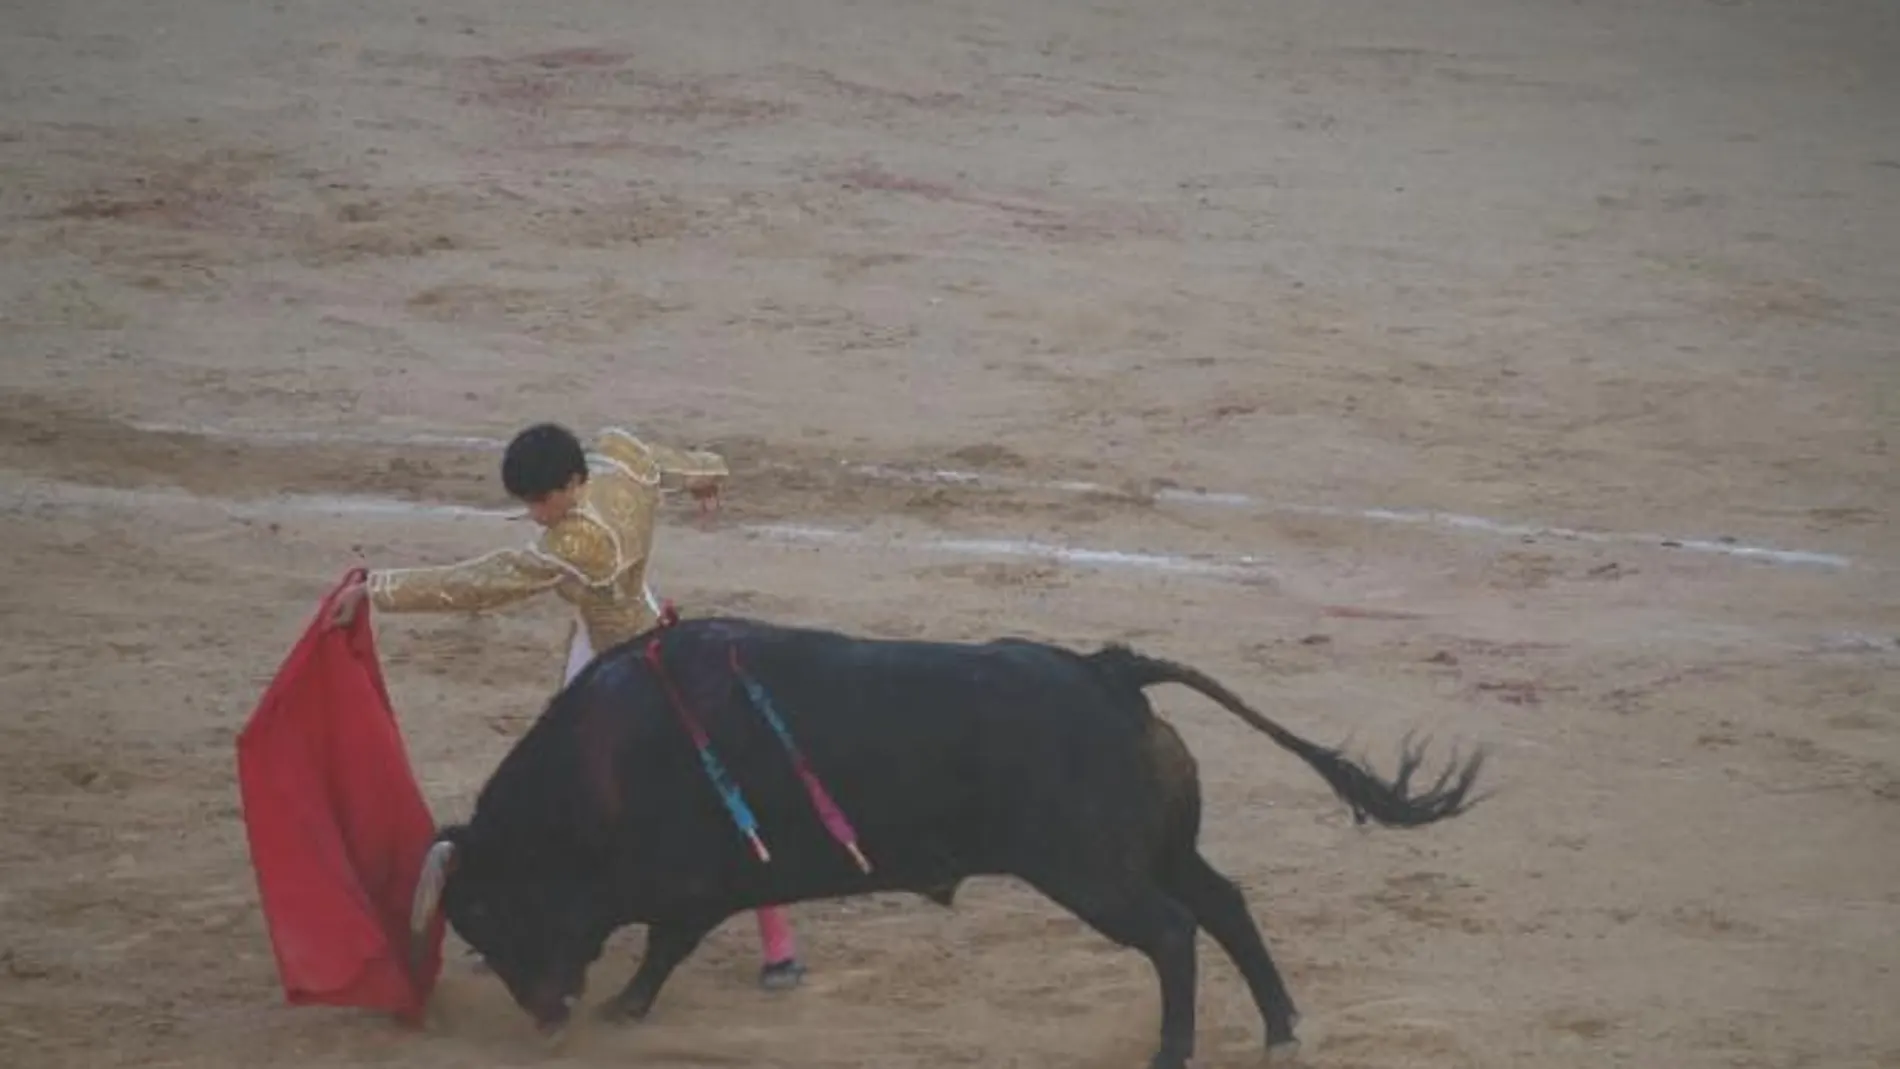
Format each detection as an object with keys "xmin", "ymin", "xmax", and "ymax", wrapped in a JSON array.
[{"xmin": 1091, "ymin": 645, "xmax": 1488, "ymax": 828}]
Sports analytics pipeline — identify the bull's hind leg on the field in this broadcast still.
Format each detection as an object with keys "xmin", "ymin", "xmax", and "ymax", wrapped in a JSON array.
[
  {"xmin": 1163, "ymin": 851, "xmax": 1302, "ymax": 1061},
  {"xmin": 596, "ymin": 914, "xmax": 722, "ymax": 1024},
  {"xmin": 1024, "ymin": 872, "xmax": 1200, "ymax": 1069}
]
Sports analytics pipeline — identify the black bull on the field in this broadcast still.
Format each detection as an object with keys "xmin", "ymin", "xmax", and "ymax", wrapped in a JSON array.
[{"xmin": 407, "ymin": 617, "xmax": 1486, "ymax": 1068}]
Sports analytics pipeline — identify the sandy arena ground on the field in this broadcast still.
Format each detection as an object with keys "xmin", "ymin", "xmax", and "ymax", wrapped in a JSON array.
[{"xmin": 3, "ymin": 0, "xmax": 1898, "ymax": 1066}]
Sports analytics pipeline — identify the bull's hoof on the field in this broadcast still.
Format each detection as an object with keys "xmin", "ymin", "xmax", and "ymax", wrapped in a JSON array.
[
  {"xmin": 759, "ymin": 958, "xmax": 806, "ymax": 991},
  {"xmin": 593, "ymin": 996, "xmax": 651, "ymax": 1025},
  {"xmin": 1265, "ymin": 1038, "xmax": 1303, "ymax": 1064}
]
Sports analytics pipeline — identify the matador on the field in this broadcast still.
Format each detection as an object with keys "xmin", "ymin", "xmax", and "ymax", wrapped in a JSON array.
[{"xmin": 327, "ymin": 421, "xmax": 808, "ymax": 991}]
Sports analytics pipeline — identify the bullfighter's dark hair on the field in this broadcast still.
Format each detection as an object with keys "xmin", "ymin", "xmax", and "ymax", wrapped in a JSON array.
[{"xmin": 501, "ymin": 422, "xmax": 589, "ymax": 500}]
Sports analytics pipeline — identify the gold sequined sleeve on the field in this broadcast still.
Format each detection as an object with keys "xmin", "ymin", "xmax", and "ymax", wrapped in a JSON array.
[
  {"xmin": 537, "ymin": 515, "xmax": 621, "ymax": 585},
  {"xmin": 596, "ymin": 427, "xmax": 729, "ymax": 493},
  {"xmin": 366, "ymin": 546, "xmax": 565, "ymax": 615}
]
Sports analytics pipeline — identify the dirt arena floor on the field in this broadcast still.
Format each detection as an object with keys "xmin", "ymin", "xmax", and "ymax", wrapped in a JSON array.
[{"xmin": 3, "ymin": 0, "xmax": 1898, "ymax": 1066}]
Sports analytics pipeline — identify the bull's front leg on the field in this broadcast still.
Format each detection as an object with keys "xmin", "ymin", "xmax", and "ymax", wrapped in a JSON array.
[{"xmin": 595, "ymin": 915, "xmax": 723, "ymax": 1024}]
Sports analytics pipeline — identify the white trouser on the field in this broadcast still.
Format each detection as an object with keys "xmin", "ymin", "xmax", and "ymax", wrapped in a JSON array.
[
  {"xmin": 561, "ymin": 583, "xmax": 663, "ymax": 686},
  {"xmin": 562, "ymin": 619, "xmax": 596, "ymax": 686}
]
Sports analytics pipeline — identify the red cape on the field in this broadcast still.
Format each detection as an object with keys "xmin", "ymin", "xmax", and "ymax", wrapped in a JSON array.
[{"xmin": 236, "ymin": 568, "xmax": 445, "ymax": 1024}]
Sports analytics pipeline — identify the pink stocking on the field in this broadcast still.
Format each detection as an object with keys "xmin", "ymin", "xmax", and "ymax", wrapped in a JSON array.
[{"xmin": 755, "ymin": 906, "xmax": 797, "ymax": 964}]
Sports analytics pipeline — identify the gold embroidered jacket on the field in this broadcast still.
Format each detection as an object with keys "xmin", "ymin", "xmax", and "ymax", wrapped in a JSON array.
[{"xmin": 366, "ymin": 428, "xmax": 727, "ymax": 652}]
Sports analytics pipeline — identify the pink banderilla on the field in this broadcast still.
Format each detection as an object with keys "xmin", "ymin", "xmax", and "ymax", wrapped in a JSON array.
[{"xmin": 729, "ymin": 647, "xmax": 873, "ymax": 874}]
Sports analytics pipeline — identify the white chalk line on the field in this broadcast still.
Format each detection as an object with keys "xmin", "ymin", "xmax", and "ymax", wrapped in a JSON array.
[
  {"xmin": 124, "ymin": 420, "xmax": 1855, "ymax": 569},
  {"xmin": 748, "ymin": 523, "xmax": 1267, "ymax": 579},
  {"xmin": 129, "ymin": 420, "xmax": 509, "ymax": 452},
  {"xmin": 847, "ymin": 465, "xmax": 1856, "ymax": 570},
  {"xmin": 8, "ymin": 476, "xmax": 1890, "ymax": 657},
  {"xmin": 0, "ymin": 477, "xmax": 1272, "ymax": 581}
]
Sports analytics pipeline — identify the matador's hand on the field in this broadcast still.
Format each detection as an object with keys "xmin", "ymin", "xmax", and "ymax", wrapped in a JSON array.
[{"xmin": 328, "ymin": 579, "xmax": 369, "ymax": 628}]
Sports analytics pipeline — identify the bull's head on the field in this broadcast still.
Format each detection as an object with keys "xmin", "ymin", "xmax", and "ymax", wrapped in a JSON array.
[{"xmin": 409, "ymin": 826, "xmax": 614, "ymax": 1043}]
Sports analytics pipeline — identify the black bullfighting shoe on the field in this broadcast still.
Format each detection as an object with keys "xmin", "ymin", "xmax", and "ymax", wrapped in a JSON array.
[{"xmin": 759, "ymin": 957, "xmax": 807, "ymax": 991}]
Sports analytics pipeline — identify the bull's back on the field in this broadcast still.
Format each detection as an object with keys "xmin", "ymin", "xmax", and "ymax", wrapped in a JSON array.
[{"xmin": 724, "ymin": 623, "xmax": 1164, "ymax": 863}]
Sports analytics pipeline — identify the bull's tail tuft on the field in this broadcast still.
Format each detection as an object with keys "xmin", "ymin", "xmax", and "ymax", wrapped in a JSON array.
[{"xmin": 1090, "ymin": 645, "xmax": 1488, "ymax": 828}]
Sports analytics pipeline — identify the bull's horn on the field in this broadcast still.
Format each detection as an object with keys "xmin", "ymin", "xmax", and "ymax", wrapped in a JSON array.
[{"xmin": 408, "ymin": 839, "xmax": 457, "ymax": 969}]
